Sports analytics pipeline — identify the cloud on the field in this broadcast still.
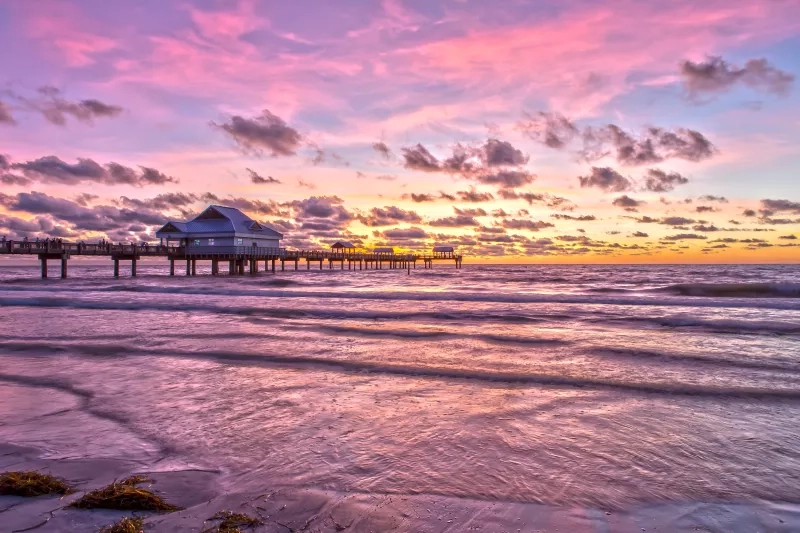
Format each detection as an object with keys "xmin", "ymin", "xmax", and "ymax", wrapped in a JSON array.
[
  {"xmin": 372, "ymin": 141, "xmax": 393, "ymax": 159},
  {"xmin": 698, "ymin": 195, "xmax": 728, "ymax": 203},
  {"xmin": 358, "ymin": 206, "xmax": 422, "ymax": 226},
  {"xmin": 501, "ymin": 219, "xmax": 554, "ymax": 231},
  {"xmin": 0, "ymin": 101, "xmax": 15, "ymax": 125},
  {"xmin": 457, "ymin": 188, "xmax": 494, "ymax": 202},
  {"xmin": 692, "ymin": 224, "xmax": 719, "ymax": 232},
  {"xmin": 695, "ymin": 205, "xmax": 717, "ymax": 213},
  {"xmin": 578, "ymin": 167, "xmax": 632, "ymax": 192},
  {"xmin": 247, "ymin": 168, "xmax": 280, "ymax": 184},
  {"xmin": 759, "ymin": 199, "xmax": 800, "ymax": 216},
  {"xmin": 475, "ymin": 170, "xmax": 535, "ymax": 189},
  {"xmin": 482, "ymin": 139, "xmax": 529, "ymax": 167},
  {"xmin": 381, "ymin": 227, "xmax": 428, "ymax": 239},
  {"xmin": 405, "ymin": 193, "xmax": 434, "ymax": 202},
  {"xmin": 518, "ymin": 111, "xmax": 579, "ymax": 149},
  {"xmin": 582, "ymin": 125, "xmax": 716, "ymax": 166},
  {"xmin": 211, "ymin": 109, "xmax": 303, "ymax": 157},
  {"xmin": 5, "ymin": 86, "xmax": 123, "ymax": 126},
  {"xmin": 429, "ymin": 215, "xmax": 480, "ymax": 227},
  {"xmin": 779, "ymin": 234, "xmax": 797, "ymax": 240},
  {"xmin": 612, "ymin": 195, "xmax": 644, "ymax": 210},
  {"xmin": 551, "ymin": 213, "xmax": 596, "ymax": 221},
  {"xmin": 10, "ymin": 155, "xmax": 177, "ymax": 187},
  {"xmin": 642, "ymin": 169, "xmax": 689, "ymax": 192},
  {"xmin": 631, "ymin": 231, "xmax": 649, "ymax": 238},
  {"xmin": 120, "ymin": 193, "xmax": 199, "ymax": 211},
  {"xmin": 401, "ymin": 143, "xmax": 440, "ymax": 172},
  {"xmin": 680, "ymin": 56, "xmax": 795, "ymax": 98},
  {"xmin": 659, "ymin": 216, "xmax": 696, "ymax": 226},
  {"xmin": 662, "ymin": 233, "xmax": 707, "ymax": 241}
]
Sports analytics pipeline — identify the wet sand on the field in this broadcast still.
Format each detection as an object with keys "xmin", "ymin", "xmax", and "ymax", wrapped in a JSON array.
[{"xmin": 2, "ymin": 441, "xmax": 798, "ymax": 532}]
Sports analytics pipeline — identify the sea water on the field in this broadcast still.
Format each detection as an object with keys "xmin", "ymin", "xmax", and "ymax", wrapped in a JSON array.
[{"xmin": 1, "ymin": 263, "xmax": 799, "ymax": 510}]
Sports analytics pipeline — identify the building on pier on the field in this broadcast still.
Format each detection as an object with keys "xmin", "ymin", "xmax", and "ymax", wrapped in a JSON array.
[
  {"xmin": 155, "ymin": 205, "xmax": 283, "ymax": 250},
  {"xmin": 373, "ymin": 247, "xmax": 394, "ymax": 255},
  {"xmin": 330, "ymin": 241, "xmax": 356, "ymax": 251}
]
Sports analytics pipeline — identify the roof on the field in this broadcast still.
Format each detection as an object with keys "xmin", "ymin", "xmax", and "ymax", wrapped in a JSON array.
[
  {"xmin": 433, "ymin": 246, "xmax": 455, "ymax": 252},
  {"xmin": 155, "ymin": 205, "xmax": 283, "ymax": 238},
  {"xmin": 331, "ymin": 241, "xmax": 355, "ymax": 248},
  {"xmin": 373, "ymin": 247, "xmax": 394, "ymax": 253}
]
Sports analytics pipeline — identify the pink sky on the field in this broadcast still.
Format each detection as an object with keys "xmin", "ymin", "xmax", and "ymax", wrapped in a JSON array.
[{"xmin": 1, "ymin": 0, "xmax": 799, "ymax": 262}]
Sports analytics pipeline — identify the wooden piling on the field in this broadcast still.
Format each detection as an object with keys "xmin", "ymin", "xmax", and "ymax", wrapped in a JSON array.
[
  {"xmin": 114, "ymin": 259, "xmax": 120, "ymax": 278},
  {"xmin": 131, "ymin": 259, "xmax": 137, "ymax": 277},
  {"xmin": 61, "ymin": 257, "xmax": 68, "ymax": 279},
  {"xmin": 41, "ymin": 258, "xmax": 47, "ymax": 279}
]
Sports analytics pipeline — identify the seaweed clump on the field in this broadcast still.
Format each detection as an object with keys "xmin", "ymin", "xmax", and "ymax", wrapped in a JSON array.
[
  {"xmin": 204, "ymin": 510, "xmax": 262, "ymax": 533},
  {"xmin": 0, "ymin": 471, "xmax": 73, "ymax": 497},
  {"xmin": 99, "ymin": 516, "xmax": 145, "ymax": 533},
  {"xmin": 70, "ymin": 475, "xmax": 181, "ymax": 512}
]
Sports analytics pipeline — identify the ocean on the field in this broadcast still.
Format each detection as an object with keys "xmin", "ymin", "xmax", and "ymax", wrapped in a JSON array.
[{"xmin": 1, "ymin": 263, "xmax": 800, "ymax": 530}]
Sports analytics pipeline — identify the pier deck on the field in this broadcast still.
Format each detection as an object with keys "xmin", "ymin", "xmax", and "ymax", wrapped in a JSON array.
[{"xmin": 0, "ymin": 241, "xmax": 463, "ymax": 278}]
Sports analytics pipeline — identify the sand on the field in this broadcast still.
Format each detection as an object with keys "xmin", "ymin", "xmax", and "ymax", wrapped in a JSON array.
[{"xmin": 2, "ymin": 441, "xmax": 799, "ymax": 532}]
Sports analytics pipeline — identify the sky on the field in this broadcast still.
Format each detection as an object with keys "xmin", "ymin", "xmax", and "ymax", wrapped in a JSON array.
[{"xmin": 1, "ymin": 0, "xmax": 799, "ymax": 263}]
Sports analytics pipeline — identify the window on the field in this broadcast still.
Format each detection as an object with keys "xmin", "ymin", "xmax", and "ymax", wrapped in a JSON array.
[
  {"xmin": 193, "ymin": 239, "xmax": 200, "ymax": 246},
  {"xmin": 236, "ymin": 238, "xmax": 243, "ymax": 245},
  {"xmin": 208, "ymin": 238, "xmax": 215, "ymax": 245}
]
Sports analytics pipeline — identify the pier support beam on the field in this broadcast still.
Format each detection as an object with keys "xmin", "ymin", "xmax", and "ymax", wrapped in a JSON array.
[
  {"xmin": 211, "ymin": 259, "xmax": 219, "ymax": 275},
  {"xmin": 61, "ymin": 257, "xmax": 68, "ymax": 279},
  {"xmin": 131, "ymin": 259, "xmax": 137, "ymax": 277},
  {"xmin": 191, "ymin": 259, "xmax": 197, "ymax": 276},
  {"xmin": 170, "ymin": 259, "xmax": 175, "ymax": 276},
  {"xmin": 295, "ymin": 260, "xmax": 298, "ymax": 270},
  {"xmin": 186, "ymin": 260, "xmax": 191, "ymax": 276},
  {"xmin": 238, "ymin": 259, "xmax": 245, "ymax": 275},
  {"xmin": 114, "ymin": 259, "xmax": 120, "ymax": 277},
  {"xmin": 40, "ymin": 258, "xmax": 47, "ymax": 279},
  {"xmin": 229, "ymin": 260, "xmax": 235, "ymax": 275}
]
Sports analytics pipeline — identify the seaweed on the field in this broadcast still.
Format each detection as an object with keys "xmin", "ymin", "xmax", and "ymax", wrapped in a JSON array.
[
  {"xmin": 99, "ymin": 516, "xmax": 145, "ymax": 533},
  {"xmin": 0, "ymin": 471, "xmax": 73, "ymax": 497},
  {"xmin": 204, "ymin": 510, "xmax": 262, "ymax": 533},
  {"xmin": 70, "ymin": 475, "xmax": 181, "ymax": 512}
]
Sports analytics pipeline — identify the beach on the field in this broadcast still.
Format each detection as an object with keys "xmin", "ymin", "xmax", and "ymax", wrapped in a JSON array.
[{"xmin": 2, "ymin": 263, "xmax": 800, "ymax": 531}]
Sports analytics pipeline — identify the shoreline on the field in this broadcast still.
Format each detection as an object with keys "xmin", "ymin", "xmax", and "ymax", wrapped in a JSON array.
[{"xmin": 2, "ymin": 442, "xmax": 799, "ymax": 532}]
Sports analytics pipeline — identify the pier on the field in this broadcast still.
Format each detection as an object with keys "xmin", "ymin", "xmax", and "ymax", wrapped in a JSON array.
[{"xmin": 0, "ymin": 240, "xmax": 463, "ymax": 279}]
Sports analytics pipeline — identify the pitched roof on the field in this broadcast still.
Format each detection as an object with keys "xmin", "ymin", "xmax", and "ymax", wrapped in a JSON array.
[
  {"xmin": 331, "ymin": 241, "xmax": 355, "ymax": 248},
  {"xmin": 156, "ymin": 205, "xmax": 283, "ymax": 238},
  {"xmin": 433, "ymin": 246, "xmax": 454, "ymax": 252}
]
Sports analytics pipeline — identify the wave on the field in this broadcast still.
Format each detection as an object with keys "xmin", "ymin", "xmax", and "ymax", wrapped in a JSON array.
[
  {"xmin": 591, "ymin": 347, "xmax": 800, "ymax": 373},
  {"xmin": 2, "ymin": 284, "xmax": 800, "ymax": 310},
  {"xmin": 598, "ymin": 315, "xmax": 800, "ymax": 335},
  {"xmin": 302, "ymin": 324, "xmax": 570, "ymax": 345},
  {"xmin": 4, "ymin": 346, "xmax": 800, "ymax": 401},
  {"xmin": 656, "ymin": 283, "xmax": 800, "ymax": 299}
]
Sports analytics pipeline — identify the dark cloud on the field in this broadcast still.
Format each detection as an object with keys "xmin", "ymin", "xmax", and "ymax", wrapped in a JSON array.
[
  {"xmin": 692, "ymin": 224, "xmax": 720, "ymax": 232},
  {"xmin": 456, "ymin": 188, "xmax": 494, "ymax": 202},
  {"xmin": 518, "ymin": 111, "xmax": 580, "ymax": 149},
  {"xmin": 200, "ymin": 193, "xmax": 284, "ymax": 216},
  {"xmin": 358, "ymin": 206, "xmax": 422, "ymax": 226},
  {"xmin": 120, "ymin": 193, "xmax": 199, "ymax": 211},
  {"xmin": 578, "ymin": 167, "xmax": 633, "ymax": 192},
  {"xmin": 211, "ymin": 109, "xmax": 303, "ymax": 157},
  {"xmin": 759, "ymin": 199, "xmax": 800, "ymax": 215},
  {"xmin": 643, "ymin": 169, "xmax": 689, "ymax": 192},
  {"xmin": 7, "ymin": 86, "xmax": 124, "ymax": 126},
  {"xmin": 612, "ymin": 195, "xmax": 644, "ymax": 208},
  {"xmin": 454, "ymin": 207, "xmax": 487, "ymax": 217},
  {"xmin": 680, "ymin": 56, "xmax": 795, "ymax": 97},
  {"xmin": 476, "ymin": 170, "xmax": 535, "ymax": 189},
  {"xmin": 429, "ymin": 215, "xmax": 480, "ymax": 227},
  {"xmin": 695, "ymin": 205, "xmax": 717, "ymax": 213},
  {"xmin": 779, "ymin": 234, "xmax": 797, "ymax": 240},
  {"xmin": 663, "ymin": 233, "xmax": 707, "ymax": 241},
  {"xmin": 247, "ymin": 168, "xmax": 280, "ymax": 184},
  {"xmin": 631, "ymin": 231, "xmax": 649, "ymax": 238},
  {"xmin": 698, "ymin": 195, "xmax": 728, "ymax": 203},
  {"xmin": 0, "ymin": 101, "xmax": 15, "ymax": 125},
  {"xmin": 501, "ymin": 219, "xmax": 555, "ymax": 231},
  {"xmin": 10, "ymin": 155, "xmax": 177, "ymax": 187},
  {"xmin": 743, "ymin": 209, "xmax": 757, "ymax": 217},
  {"xmin": 381, "ymin": 227, "xmax": 428, "ymax": 239},
  {"xmin": 581, "ymin": 125, "xmax": 716, "ymax": 166},
  {"xmin": 482, "ymin": 139, "xmax": 529, "ymax": 167},
  {"xmin": 372, "ymin": 141, "xmax": 393, "ymax": 160},
  {"xmin": 660, "ymin": 216, "xmax": 696, "ymax": 226},
  {"xmin": 551, "ymin": 214, "xmax": 596, "ymax": 221},
  {"xmin": 74, "ymin": 193, "xmax": 99, "ymax": 207},
  {"xmin": 401, "ymin": 143, "xmax": 440, "ymax": 172},
  {"xmin": 405, "ymin": 193, "xmax": 435, "ymax": 203}
]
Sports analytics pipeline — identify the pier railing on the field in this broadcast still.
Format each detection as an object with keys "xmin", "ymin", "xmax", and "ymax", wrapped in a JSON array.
[{"xmin": 185, "ymin": 246, "xmax": 286, "ymax": 258}]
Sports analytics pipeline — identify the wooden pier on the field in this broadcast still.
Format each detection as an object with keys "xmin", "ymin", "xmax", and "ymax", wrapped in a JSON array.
[{"xmin": 0, "ymin": 241, "xmax": 463, "ymax": 279}]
